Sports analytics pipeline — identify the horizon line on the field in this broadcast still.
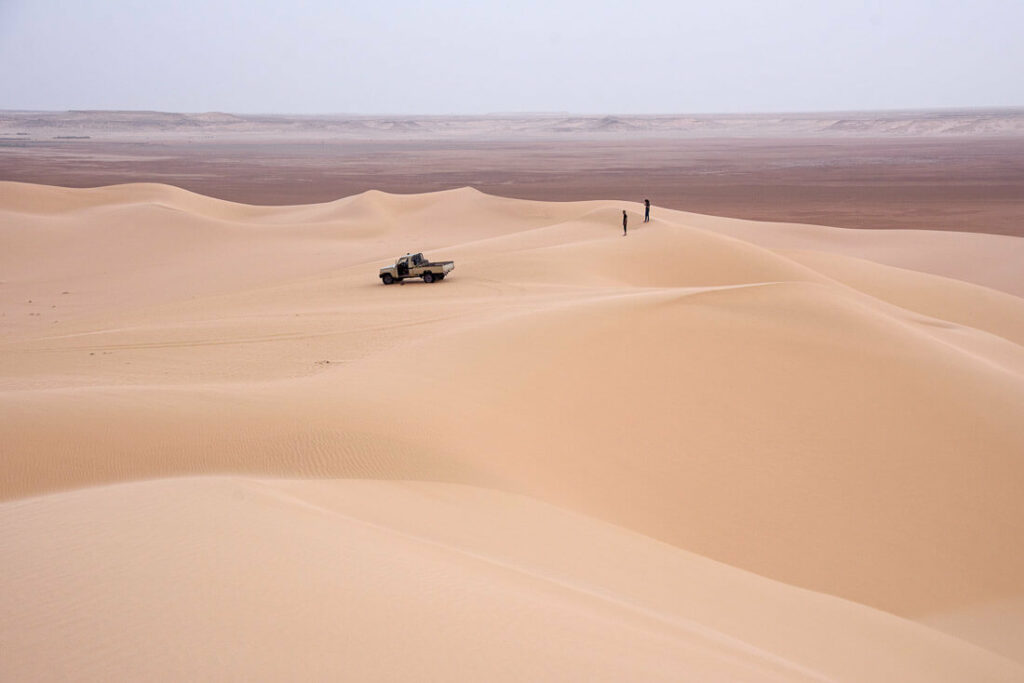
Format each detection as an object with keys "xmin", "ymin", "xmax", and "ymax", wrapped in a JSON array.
[{"xmin": 3, "ymin": 105, "xmax": 1024, "ymax": 118}]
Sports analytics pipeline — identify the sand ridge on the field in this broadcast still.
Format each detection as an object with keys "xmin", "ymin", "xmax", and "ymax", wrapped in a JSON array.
[{"xmin": 2, "ymin": 181, "xmax": 1024, "ymax": 679}]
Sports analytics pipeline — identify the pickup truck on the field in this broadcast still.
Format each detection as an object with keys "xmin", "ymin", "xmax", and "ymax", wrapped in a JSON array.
[{"xmin": 380, "ymin": 253, "xmax": 455, "ymax": 284}]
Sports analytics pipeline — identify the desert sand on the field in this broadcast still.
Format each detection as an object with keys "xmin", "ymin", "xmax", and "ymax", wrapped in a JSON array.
[{"xmin": 2, "ymin": 181, "xmax": 1024, "ymax": 680}]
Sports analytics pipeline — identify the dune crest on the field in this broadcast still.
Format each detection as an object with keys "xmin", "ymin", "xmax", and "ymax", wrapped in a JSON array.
[{"xmin": 2, "ymin": 182, "xmax": 1023, "ymax": 678}]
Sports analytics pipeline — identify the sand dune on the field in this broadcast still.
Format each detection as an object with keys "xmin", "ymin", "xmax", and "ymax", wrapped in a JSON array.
[
  {"xmin": 2, "ymin": 181, "xmax": 1024, "ymax": 679},
  {"xmin": 4, "ymin": 478, "xmax": 1023, "ymax": 682}
]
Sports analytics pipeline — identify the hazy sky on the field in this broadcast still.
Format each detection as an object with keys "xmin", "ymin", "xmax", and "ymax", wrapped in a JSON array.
[{"xmin": 1, "ymin": 0, "xmax": 1022, "ymax": 114}]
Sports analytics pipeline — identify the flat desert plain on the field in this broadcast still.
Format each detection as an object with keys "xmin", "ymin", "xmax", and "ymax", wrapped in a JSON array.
[
  {"xmin": 2, "ymin": 111, "xmax": 1024, "ymax": 681},
  {"xmin": 3, "ymin": 109, "xmax": 1024, "ymax": 235}
]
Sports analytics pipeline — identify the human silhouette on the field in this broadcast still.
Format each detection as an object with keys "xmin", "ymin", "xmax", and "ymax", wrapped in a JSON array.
[
  {"xmin": 644, "ymin": 198, "xmax": 651, "ymax": 223},
  {"xmin": 622, "ymin": 210, "xmax": 628, "ymax": 236}
]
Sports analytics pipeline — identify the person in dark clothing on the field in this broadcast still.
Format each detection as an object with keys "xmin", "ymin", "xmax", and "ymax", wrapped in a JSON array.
[
  {"xmin": 644, "ymin": 198, "xmax": 651, "ymax": 223},
  {"xmin": 622, "ymin": 210, "xmax": 628, "ymax": 236}
]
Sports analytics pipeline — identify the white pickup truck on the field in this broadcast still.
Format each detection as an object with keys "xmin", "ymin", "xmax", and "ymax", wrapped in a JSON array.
[{"xmin": 379, "ymin": 252, "xmax": 455, "ymax": 284}]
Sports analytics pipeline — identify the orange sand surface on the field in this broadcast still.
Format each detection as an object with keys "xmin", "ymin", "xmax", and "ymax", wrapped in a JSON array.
[{"xmin": 2, "ymin": 181, "xmax": 1023, "ymax": 680}]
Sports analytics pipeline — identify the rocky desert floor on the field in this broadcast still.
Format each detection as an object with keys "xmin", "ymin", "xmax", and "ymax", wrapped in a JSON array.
[{"xmin": 2, "ymin": 109, "xmax": 1023, "ymax": 236}]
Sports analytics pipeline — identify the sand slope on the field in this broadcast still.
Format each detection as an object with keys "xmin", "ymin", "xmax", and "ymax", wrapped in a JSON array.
[
  {"xmin": 2, "ymin": 181, "xmax": 1024, "ymax": 679},
  {"xmin": 4, "ymin": 478, "xmax": 1023, "ymax": 682}
]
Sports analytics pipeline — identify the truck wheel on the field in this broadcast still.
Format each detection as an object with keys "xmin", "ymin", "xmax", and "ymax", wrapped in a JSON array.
[
  {"xmin": 422, "ymin": 272, "xmax": 434, "ymax": 283},
  {"xmin": 436, "ymin": 273, "xmax": 445, "ymax": 281},
  {"xmin": 382, "ymin": 273, "xmax": 394, "ymax": 285}
]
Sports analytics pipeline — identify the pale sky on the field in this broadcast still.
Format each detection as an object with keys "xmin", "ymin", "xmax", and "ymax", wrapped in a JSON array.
[{"xmin": 1, "ymin": 0, "xmax": 1022, "ymax": 114}]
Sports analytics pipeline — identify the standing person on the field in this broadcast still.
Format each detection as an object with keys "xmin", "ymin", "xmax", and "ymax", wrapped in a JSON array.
[
  {"xmin": 622, "ymin": 210, "xmax": 628, "ymax": 236},
  {"xmin": 644, "ymin": 198, "xmax": 651, "ymax": 223}
]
